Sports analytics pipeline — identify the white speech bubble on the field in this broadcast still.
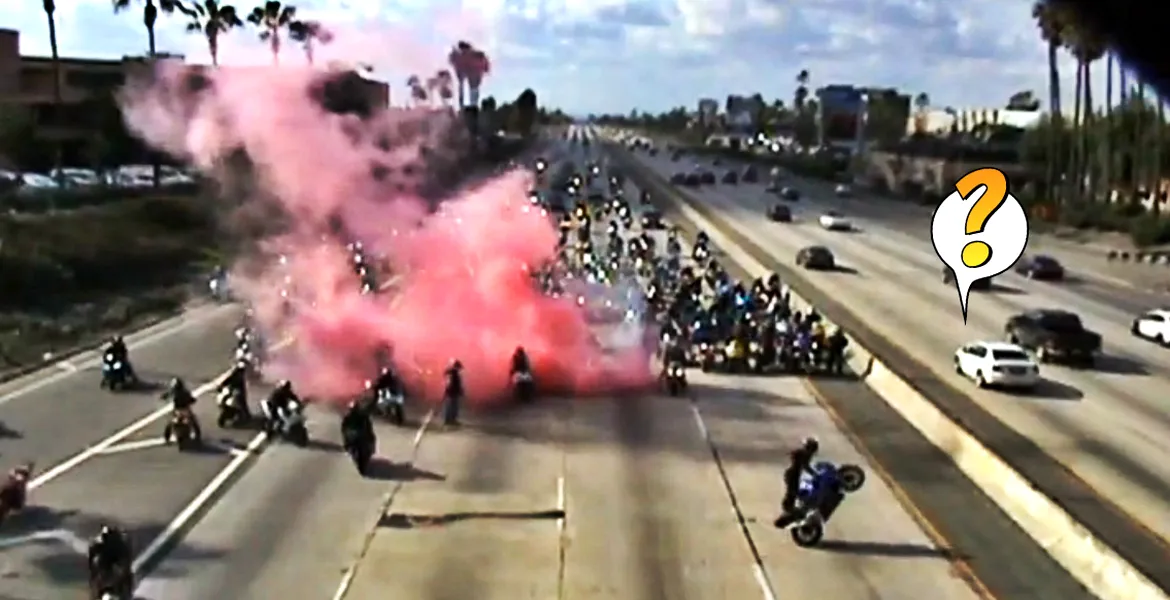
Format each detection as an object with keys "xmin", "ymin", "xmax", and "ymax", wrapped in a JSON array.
[{"xmin": 931, "ymin": 186, "xmax": 1029, "ymax": 322}]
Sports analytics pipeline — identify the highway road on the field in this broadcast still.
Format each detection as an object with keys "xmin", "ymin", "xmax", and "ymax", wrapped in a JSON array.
[
  {"xmin": 629, "ymin": 142, "xmax": 1170, "ymax": 549},
  {"xmin": 0, "ymin": 302, "xmax": 260, "ymax": 598}
]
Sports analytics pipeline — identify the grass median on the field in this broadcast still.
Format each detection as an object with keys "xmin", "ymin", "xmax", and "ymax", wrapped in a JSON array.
[{"xmin": 0, "ymin": 194, "xmax": 220, "ymax": 378}]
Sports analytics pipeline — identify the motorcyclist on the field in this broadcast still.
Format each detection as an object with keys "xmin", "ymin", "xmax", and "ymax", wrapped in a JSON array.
[
  {"xmin": 777, "ymin": 437, "xmax": 821, "ymax": 524},
  {"xmin": 103, "ymin": 335, "xmax": 137, "ymax": 382},
  {"xmin": 371, "ymin": 365, "xmax": 402, "ymax": 397},
  {"xmin": 826, "ymin": 327, "xmax": 850, "ymax": 374},
  {"xmin": 219, "ymin": 362, "xmax": 251, "ymax": 416},
  {"xmin": 341, "ymin": 399, "xmax": 375, "ymax": 455},
  {"xmin": 88, "ymin": 525, "xmax": 132, "ymax": 598},
  {"xmin": 443, "ymin": 360, "xmax": 464, "ymax": 426},
  {"xmin": 264, "ymin": 380, "xmax": 300, "ymax": 433},
  {"xmin": 510, "ymin": 347, "xmax": 531, "ymax": 375},
  {"xmin": 661, "ymin": 337, "xmax": 687, "ymax": 376},
  {"xmin": 162, "ymin": 378, "xmax": 201, "ymax": 442}
]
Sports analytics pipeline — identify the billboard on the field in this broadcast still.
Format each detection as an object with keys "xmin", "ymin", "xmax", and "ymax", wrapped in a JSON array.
[
  {"xmin": 816, "ymin": 85, "xmax": 864, "ymax": 146},
  {"xmin": 725, "ymin": 95, "xmax": 762, "ymax": 133},
  {"xmin": 698, "ymin": 98, "xmax": 718, "ymax": 125}
]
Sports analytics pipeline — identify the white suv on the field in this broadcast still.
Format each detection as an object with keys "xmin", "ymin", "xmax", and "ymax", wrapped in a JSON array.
[{"xmin": 953, "ymin": 341, "xmax": 1039, "ymax": 390}]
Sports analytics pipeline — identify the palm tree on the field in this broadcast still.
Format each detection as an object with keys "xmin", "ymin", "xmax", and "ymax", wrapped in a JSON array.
[
  {"xmin": 912, "ymin": 92, "xmax": 930, "ymax": 135},
  {"xmin": 247, "ymin": 1, "xmax": 297, "ymax": 65},
  {"xmin": 1065, "ymin": 18, "xmax": 1106, "ymax": 202},
  {"xmin": 794, "ymin": 69, "xmax": 810, "ymax": 111},
  {"xmin": 448, "ymin": 41, "xmax": 474, "ymax": 108},
  {"xmin": 406, "ymin": 75, "xmax": 426, "ymax": 107},
  {"xmin": 112, "ymin": 0, "xmax": 190, "ymax": 187},
  {"xmin": 43, "ymin": 0, "xmax": 63, "ymax": 185},
  {"xmin": 1033, "ymin": 0, "xmax": 1066, "ymax": 206},
  {"xmin": 464, "ymin": 49, "xmax": 490, "ymax": 108},
  {"xmin": 288, "ymin": 19, "xmax": 331, "ymax": 65},
  {"xmin": 185, "ymin": 1, "xmax": 243, "ymax": 66},
  {"xmin": 434, "ymin": 69, "xmax": 454, "ymax": 106}
]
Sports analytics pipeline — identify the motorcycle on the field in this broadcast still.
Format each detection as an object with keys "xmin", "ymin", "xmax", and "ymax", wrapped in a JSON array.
[
  {"xmin": 693, "ymin": 244, "xmax": 710, "ymax": 262},
  {"xmin": 0, "ymin": 463, "xmax": 33, "ymax": 525},
  {"xmin": 665, "ymin": 363, "xmax": 687, "ymax": 396},
  {"xmin": 168, "ymin": 409, "xmax": 201, "ymax": 450},
  {"xmin": 365, "ymin": 380, "xmax": 405, "ymax": 425},
  {"xmin": 344, "ymin": 430, "xmax": 375, "ymax": 475},
  {"xmin": 216, "ymin": 386, "xmax": 251, "ymax": 428},
  {"xmin": 90, "ymin": 559, "xmax": 133, "ymax": 600},
  {"xmin": 263, "ymin": 399, "xmax": 309, "ymax": 446},
  {"xmin": 783, "ymin": 461, "xmax": 866, "ymax": 547},
  {"xmin": 512, "ymin": 370, "xmax": 535, "ymax": 403},
  {"xmin": 100, "ymin": 353, "xmax": 130, "ymax": 391}
]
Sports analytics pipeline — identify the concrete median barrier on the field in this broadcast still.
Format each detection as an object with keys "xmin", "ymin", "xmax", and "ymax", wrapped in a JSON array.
[{"xmin": 613, "ymin": 144, "xmax": 1170, "ymax": 600}]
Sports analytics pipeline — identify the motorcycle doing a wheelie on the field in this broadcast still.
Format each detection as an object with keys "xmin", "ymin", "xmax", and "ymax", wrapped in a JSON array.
[{"xmin": 777, "ymin": 461, "xmax": 866, "ymax": 547}]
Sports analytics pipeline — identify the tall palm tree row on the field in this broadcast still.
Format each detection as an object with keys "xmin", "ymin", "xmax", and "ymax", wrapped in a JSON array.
[{"xmin": 1032, "ymin": 0, "xmax": 1166, "ymax": 213}]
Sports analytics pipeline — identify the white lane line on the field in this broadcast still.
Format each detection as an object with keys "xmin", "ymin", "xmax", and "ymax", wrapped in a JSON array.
[
  {"xmin": 29, "ymin": 378, "xmax": 221, "ymax": 490},
  {"xmin": 98, "ymin": 438, "xmax": 170, "ymax": 455},
  {"xmin": 331, "ymin": 406, "xmax": 437, "ymax": 600},
  {"xmin": 131, "ymin": 431, "xmax": 267, "ymax": 575},
  {"xmin": 556, "ymin": 475, "xmax": 565, "ymax": 533},
  {"xmin": 0, "ymin": 305, "xmax": 231, "ymax": 406}
]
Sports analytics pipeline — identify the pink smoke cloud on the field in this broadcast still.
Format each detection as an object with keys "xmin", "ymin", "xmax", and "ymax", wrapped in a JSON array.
[{"xmin": 118, "ymin": 55, "xmax": 654, "ymax": 407}]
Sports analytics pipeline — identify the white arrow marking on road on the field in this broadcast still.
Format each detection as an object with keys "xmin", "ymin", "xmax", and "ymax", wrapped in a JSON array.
[
  {"xmin": 0, "ymin": 528, "xmax": 89, "ymax": 554},
  {"xmin": 98, "ymin": 438, "xmax": 170, "ymax": 455}
]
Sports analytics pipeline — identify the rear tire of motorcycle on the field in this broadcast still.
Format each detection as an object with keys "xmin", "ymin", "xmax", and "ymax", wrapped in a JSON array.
[
  {"xmin": 791, "ymin": 521, "xmax": 824, "ymax": 547},
  {"xmin": 838, "ymin": 464, "xmax": 866, "ymax": 492}
]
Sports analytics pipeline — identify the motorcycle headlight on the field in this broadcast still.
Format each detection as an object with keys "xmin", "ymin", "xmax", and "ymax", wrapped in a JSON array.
[{"xmin": 113, "ymin": 362, "xmax": 122, "ymax": 370}]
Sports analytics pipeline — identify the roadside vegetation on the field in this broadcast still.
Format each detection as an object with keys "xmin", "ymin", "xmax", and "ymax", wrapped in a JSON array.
[{"xmin": 597, "ymin": 0, "xmax": 1170, "ymax": 249}]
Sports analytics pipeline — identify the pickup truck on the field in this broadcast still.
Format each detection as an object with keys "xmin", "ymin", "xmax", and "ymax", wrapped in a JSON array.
[{"xmin": 1004, "ymin": 309, "xmax": 1102, "ymax": 365}]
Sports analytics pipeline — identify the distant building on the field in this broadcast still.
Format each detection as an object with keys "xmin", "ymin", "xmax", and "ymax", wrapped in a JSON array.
[
  {"xmin": 816, "ymin": 84, "xmax": 910, "ymax": 153},
  {"xmin": 910, "ymin": 107, "xmax": 1041, "ymax": 135}
]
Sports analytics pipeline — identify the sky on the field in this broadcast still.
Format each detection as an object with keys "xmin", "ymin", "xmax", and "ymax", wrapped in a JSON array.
[{"xmin": 1, "ymin": 0, "xmax": 1139, "ymax": 116}]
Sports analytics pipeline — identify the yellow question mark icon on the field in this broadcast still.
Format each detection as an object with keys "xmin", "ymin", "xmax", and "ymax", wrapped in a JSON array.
[{"xmin": 954, "ymin": 168, "xmax": 1009, "ymax": 268}]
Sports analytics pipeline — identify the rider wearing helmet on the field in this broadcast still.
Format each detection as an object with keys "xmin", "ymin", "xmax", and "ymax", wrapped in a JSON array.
[
  {"xmin": 103, "ymin": 335, "xmax": 137, "ymax": 382},
  {"xmin": 264, "ymin": 380, "xmax": 299, "ymax": 433},
  {"xmin": 780, "ymin": 437, "xmax": 820, "ymax": 515},
  {"xmin": 88, "ymin": 524, "xmax": 132, "ymax": 598},
  {"xmin": 340, "ymin": 399, "xmax": 375, "ymax": 452},
  {"xmin": 162, "ymin": 378, "xmax": 201, "ymax": 442},
  {"xmin": 443, "ymin": 360, "xmax": 464, "ymax": 426}
]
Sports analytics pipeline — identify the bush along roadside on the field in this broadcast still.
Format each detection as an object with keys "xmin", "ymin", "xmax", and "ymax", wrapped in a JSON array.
[{"xmin": 0, "ymin": 194, "xmax": 221, "ymax": 378}]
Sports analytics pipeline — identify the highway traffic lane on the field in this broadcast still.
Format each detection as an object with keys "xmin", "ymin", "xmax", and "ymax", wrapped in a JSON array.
[
  {"xmin": 341, "ymin": 401, "xmax": 564, "ymax": 600},
  {"xmin": 0, "ymin": 303, "xmax": 243, "ymax": 477},
  {"xmin": 645, "ymin": 152, "xmax": 1164, "ymax": 305},
  {"xmin": 689, "ymin": 371, "xmax": 987, "ymax": 600},
  {"xmin": 0, "ymin": 378, "xmax": 263, "ymax": 599},
  {"xmin": 132, "ymin": 406, "xmax": 430, "ymax": 600},
  {"xmin": 675, "ymin": 180, "xmax": 1170, "ymax": 547}
]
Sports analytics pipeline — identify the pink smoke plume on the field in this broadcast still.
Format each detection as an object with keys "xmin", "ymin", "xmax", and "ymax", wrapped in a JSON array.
[{"xmin": 118, "ymin": 58, "xmax": 654, "ymax": 407}]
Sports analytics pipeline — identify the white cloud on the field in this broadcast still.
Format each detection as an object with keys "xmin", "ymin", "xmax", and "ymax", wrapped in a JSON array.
[{"xmin": 0, "ymin": 0, "xmax": 1137, "ymax": 115}]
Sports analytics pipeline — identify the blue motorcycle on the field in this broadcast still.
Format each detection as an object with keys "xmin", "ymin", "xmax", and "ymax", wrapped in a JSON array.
[{"xmin": 788, "ymin": 461, "xmax": 866, "ymax": 547}]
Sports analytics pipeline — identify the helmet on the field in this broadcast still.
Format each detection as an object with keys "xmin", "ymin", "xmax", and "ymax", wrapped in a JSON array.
[
  {"xmin": 277, "ymin": 379, "xmax": 292, "ymax": 392},
  {"xmin": 98, "ymin": 525, "xmax": 117, "ymax": 543},
  {"xmin": 169, "ymin": 377, "xmax": 185, "ymax": 392},
  {"xmin": 802, "ymin": 436, "xmax": 819, "ymax": 453},
  {"xmin": 450, "ymin": 359, "xmax": 463, "ymax": 370}
]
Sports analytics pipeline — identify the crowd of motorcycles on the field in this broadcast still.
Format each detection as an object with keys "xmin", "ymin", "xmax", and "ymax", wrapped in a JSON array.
[{"xmin": 0, "ymin": 154, "xmax": 869, "ymax": 600}]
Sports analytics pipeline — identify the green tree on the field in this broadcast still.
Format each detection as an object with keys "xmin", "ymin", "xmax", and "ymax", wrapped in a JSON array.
[
  {"xmin": 42, "ymin": 0, "xmax": 64, "ymax": 185},
  {"xmin": 185, "ymin": 1, "xmax": 243, "ymax": 66},
  {"xmin": 1032, "ymin": 0, "xmax": 1066, "ymax": 204},
  {"xmin": 113, "ymin": 0, "xmax": 189, "ymax": 187},
  {"xmin": 515, "ymin": 88, "xmax": 538, "ymax": 137},
  {"xmin": 0, "ymin": 105, "xmax": 46, "ymax": 172},
  {"xmin": 246, "ymin": 1, "xmax": 297, "ymax": 65},
  {"xmin": 288, "ymin": 19, "xmax": 329, "ymax": 65}
]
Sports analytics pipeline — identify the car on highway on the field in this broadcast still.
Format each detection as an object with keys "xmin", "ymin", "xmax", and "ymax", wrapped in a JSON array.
[
  {"xmin": 1131, "ymin": 309, "xmax": 1170, "ymax": 345},
  {"xmin": 942, "ymin": 267, "xmax": 993, "ymax": 290},
  {"xmin": 796, "ymin": 245, "xmax": 836, "ymax": 270},
  {"xmin": 778, "ymin": 186, "xmax": 800, "ymax": 201},
  {"xmin": 818, "ymin": 211, "xmax": 851, "ymax": 230},
  {"xmin": 767, "ymin": 203, "xmax": 792, "ymax": 222},
  {"xmin": 699, "ymin": 170, "xmax": 716, "ymax": 185},
  {"xmin": 1004, "ymin": 309, "xmax": 1102, "ymax": 365},
  {"xmin": 722, "ymin": 170, "xmax": 739, "ymax": 184},
  {"xmin": 834, "ymin": 183, "xmax": 851, "ymax": 196},
  {"xmin": 670, "ymin": 172, "xmax": 686, "ymax": 185},
  {"xmin": 1014, "ymin": 255, "xmax": 1065, "ymax": 280},
  {"xmin": 953, "ymin": 341, "xmax": 1040, "ymax": 390}
]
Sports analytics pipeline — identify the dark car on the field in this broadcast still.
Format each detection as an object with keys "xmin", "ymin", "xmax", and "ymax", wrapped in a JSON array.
[
  {"xmin": 699, "ymin": 171, "xmax": 716, "ymax": 184},
  {"xmin": 671, "ymin": 152, "xmax": 682, "ymax": 161},
  {"xmin": 742, "ymin": 166, "xmax": 759, "ymax": 183},
  {"xmin": 796, "ymin": 246, "xmax": 835, "ymax": 270},
  {"xmin": 670, "ymin": 172, "xmax": 686, "ymax": 184},
  {"xmin": 722, "ymin": 170, "xmax": 739, "ymax": 184},
  {"xmin": 767, "ymin": 204, "xmax": 792, "ymax": 222},
  {"xmin": 684, "ymin": 173, "xmax": 701, "ymax": 186},
  {"xmin": 641, "ymin": 209, "xmax": 665, "ymax": 230},
  {"xmin": 1015, "ymin": 255, "xmax": 1065, "ymax": 280},
  {"xmin": 942, "ymin": 267, "xmax": 993, "ymax": 290},
  {"xmin": 780, "ymin": 186, "xmax": 800, "ymax": 201},
  {"xmin": 1005, "ymin": 309, "xmax": 1102, "ymax": 365}
]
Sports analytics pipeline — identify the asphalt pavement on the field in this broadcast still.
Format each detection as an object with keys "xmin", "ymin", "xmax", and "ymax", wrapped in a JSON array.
[{"xmin": 0, "ymin": 302, "xmax": 253, "ymax": 598}]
